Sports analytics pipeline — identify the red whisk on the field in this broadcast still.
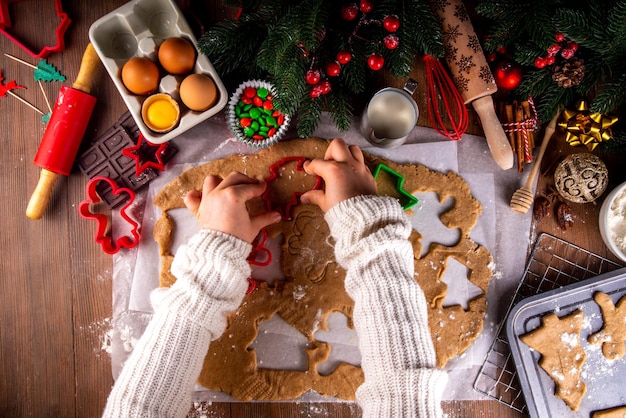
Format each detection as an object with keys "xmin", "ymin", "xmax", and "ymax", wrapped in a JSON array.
[{"xmin": 424, "ymin": 55, "xmax": 468, "ymax": 141}]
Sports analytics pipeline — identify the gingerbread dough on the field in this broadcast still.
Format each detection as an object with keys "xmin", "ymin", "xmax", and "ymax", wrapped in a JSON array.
[
  {"xmin": 520, "ymin": 309, "xmax": 587, "ymax": 411},
  {"xmin": 588, "ymin": 292, "xmax": 626, "ymax": 361},
  {"xmin": 153, "ymin": 138, "xmax": 492, "ymax": 400},
  {"xmin": 593, "ymin": 405, "xmax": 626, "ymax": 418}
]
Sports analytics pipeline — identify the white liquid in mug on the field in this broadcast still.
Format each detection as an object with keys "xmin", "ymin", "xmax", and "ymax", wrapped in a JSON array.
[{"xmin": 367, "ymin": 90, "xmax": 417, "ymax": 139}]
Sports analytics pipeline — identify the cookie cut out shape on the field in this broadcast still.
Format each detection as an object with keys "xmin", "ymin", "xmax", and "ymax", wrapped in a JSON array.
[
  {"xmin": 588, "ymin": 292, "xmax": 626, "ymax": 360},
  {"xmin": 520, "ymin": 309, "xmax": 587, "ymax": 411},
  {"xmin": 153, "ymin": 138, "xmax": 491, "ymax": 399}
]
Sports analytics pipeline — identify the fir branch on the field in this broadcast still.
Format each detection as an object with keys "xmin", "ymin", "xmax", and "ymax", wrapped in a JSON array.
[
  {"xmin": 405, "ymin": 0, "xmax": 444, "ymax": 58},
  {"xmin": 327, "ymin": 91, "xmax": 353, "ymax": 133},
  {"xmin": 342, "ymin": 59, "xmax": 368, "ymax": 94},
  {"xmin": 591, "ymin": 72, "xmax": 626, "ymax": 114},
  {"xmin": 198, "ymin": 18, "xmax": 266, "ymax": 77},
  {"xmin": 295, "ymin": 96, "xmax": 323, "ymax": 137}
]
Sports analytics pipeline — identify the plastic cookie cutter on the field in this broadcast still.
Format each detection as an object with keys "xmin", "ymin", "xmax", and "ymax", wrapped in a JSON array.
[
  {"xmin": 373, "ymin": 163, "xmax": 419, "ymax": 210},
  {"xmin": 0, "ymin": 0, "xmax": 71, "ymax": 59},
  {"xmin": 122, "ymin": 133, "xmax": 169, "ymax": 176},
  {"xmin": 247, "ymin": 229, "xmax": 271, "ymax": 267},
  {"xmin": 78, "ymin": 176, "xmax": 141, "ymax": 255},
  {"xmin": 262, "ymin": 156, "xmax": 322, "ymax": 221}
]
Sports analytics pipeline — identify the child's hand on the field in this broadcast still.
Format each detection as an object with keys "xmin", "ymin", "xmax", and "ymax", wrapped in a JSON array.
[
  {"xmin": 301, "ymin": 138, "xmax": 377, "ymax": 212},
  {"xmin": 183, "ymin": 172, "xmax": 282, "ymax": 243}
]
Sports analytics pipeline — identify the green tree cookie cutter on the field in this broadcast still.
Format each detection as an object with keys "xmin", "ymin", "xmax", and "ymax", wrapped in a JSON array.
[{"xmin": 373, "ymin": 163, "xmax": 419, "ymax": 210}]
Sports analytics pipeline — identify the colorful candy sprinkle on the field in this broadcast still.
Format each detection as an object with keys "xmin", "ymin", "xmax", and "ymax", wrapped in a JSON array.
[{"xmin": 234, "ymin": 87, "xmax": 285, "ymax": 140}]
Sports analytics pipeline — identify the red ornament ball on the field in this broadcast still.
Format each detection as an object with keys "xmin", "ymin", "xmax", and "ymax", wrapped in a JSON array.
[
  {"xmin": 305, "ymin": 69, "xmax": 321, "ymax": 85},
  {"xmin": 383, "ymin": 15, "xmax": 400, "ymax": 32},
  {"xmin": 359, "ymin": 0, "xmax": 373, "ymax": 13},
  {"xmin": 367, "ymin": 53, "xmax": 384, "ymax": 70},
  {"xmin": 336, "ymin": 50, "xmax": 352, "ymax": 65},
  {"xmin": 384, "ymin": 34, "xmax": 399, "ymax": 50},
  {"xmin": 325, "ymin": 61, "xmax": 341, "ymax": 77},
  {"xmin": 341, "ymin": 4, "xmax": 359, "ymax": 21},
  {"xmin": 494, "ymin": 60, "xmax": 523, "ymax": 90}
]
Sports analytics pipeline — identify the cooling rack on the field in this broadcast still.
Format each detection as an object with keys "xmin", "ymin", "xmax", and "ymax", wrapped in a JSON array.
[{"xmin": 473, "ymin": 233, "xmax": 625, "ymax": 412}]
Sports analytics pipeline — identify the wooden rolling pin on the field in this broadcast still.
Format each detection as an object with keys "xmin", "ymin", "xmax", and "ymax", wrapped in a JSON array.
[
  {"xmin": 430, "ymin": 0, "xmax": 513, "ymax": 170},
  {"xmin": 26, "ymin": 44, "xmax": 99, "ymax": 219}
]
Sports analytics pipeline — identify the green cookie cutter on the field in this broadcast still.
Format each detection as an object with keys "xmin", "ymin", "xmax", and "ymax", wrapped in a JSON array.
[{"xmin": 373, "ymin": 163, "xmax": 419, "ymax": 211}]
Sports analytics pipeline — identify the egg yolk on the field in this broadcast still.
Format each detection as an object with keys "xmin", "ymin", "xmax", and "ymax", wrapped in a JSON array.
[{"xmin": 146, "ymin": 99, "xmax": 178, "ymax": 130}]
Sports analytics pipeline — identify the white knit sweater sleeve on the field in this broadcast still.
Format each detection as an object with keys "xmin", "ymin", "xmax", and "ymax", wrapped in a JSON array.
[
  {"xmin": 103, "ymin": 229, "xmax": 251, "ymax": 418},
  {"xmin": 325, "ymin": 195, "xmax": 448, "ymax": 418}
]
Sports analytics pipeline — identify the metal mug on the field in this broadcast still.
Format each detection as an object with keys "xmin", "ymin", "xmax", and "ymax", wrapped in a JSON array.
[{"xmin": 361, "ymin": 79, "xmax": 419, "ymax": 148}]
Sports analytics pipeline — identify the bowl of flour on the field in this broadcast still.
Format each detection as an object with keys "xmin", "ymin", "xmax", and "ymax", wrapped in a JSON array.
[{"xmin": 599, "ymin": 181, "xmax": 626, "ymax": 263}]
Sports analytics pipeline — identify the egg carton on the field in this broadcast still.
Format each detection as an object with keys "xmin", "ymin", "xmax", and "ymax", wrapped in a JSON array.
[{"xmin": 89, "ymin": 0, "xmax": 228, "ymax": 144}]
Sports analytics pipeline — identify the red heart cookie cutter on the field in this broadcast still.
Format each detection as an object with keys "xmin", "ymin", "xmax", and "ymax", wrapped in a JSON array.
[{"xmin": 78, "ymin": 176, "xmax": 141, "ymax": 255}]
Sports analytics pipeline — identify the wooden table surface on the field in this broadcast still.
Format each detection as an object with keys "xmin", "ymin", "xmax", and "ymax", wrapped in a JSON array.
[{"xmin": 1, "ymin": 2, "xmax": 624, "ymax": 417}]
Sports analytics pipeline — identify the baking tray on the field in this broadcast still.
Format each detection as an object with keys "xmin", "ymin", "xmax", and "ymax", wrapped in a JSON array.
[
  {"xmin": 89, "ymin": 0, "xmax": 228, "ymax": 144},
  {"xmin": 507, "ymin": 267, "xmax": 626, "ymax": 418}
]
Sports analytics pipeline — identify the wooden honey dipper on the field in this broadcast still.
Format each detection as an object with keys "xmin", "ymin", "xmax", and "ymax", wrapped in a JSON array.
[{"xmin": 510, "ymin": 112, "xmax": 559, "ymax": 213}]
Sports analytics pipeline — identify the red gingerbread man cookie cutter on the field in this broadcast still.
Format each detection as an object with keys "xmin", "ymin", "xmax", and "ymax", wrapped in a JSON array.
[{"xmin": 78, "ymin": 176, "xmax": 141, "ymax": 255}]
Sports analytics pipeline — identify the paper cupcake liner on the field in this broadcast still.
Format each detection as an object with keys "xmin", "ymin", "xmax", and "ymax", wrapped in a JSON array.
[{"xmin": 227, "ymin": 80, "xmax": 291, "ymax": 148}]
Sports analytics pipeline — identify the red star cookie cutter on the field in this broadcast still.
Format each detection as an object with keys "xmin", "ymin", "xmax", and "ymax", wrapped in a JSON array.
[
  {"xmin": 78, "ymin": 176, "xmax": 141, "ymax": 255},
  {"xmin": 0, "ymin": 0, "xmax": 71, "ymax": 59},
  {"xmin": 262, "ymin": 156, "xmax": 322, "ymax": 221},
  {"xmin": 122, "ymin": 133, "xmax": 169, "ymax": 176}
]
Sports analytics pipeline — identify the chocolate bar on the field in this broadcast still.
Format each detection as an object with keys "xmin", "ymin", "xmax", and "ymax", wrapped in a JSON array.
[{"xmin": 78, "ymin": 112, "xmax": 177, "ymax": 208}]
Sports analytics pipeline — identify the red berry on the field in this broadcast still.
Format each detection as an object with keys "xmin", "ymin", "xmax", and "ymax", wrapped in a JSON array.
[
  {"xmin": 547, "ymin": 44, "xmax": 561, "ymax": 56},
  {"xmin": 325, "ymin": 61, "xmax": 341, "ymax": 77},
  {"xmin": 383, "ymin": 15, "xmax": 400, "ymax": 32},
  {"xmin": 319, "ymin": 80, "xmax": 332, "ymax": 94},
  {"xmin": 534, "ymin": 56, "xmax": 547, "ymax": 68},
  {"xmin": 555, "ymin": 32, "xmax": 565, "ymax": 43},
  {"xmin": 367, "ymin": 53, "xmax": 384, "ymax": 70},
  {"xmin": 487, "ymin": 52, "xmax": 497, "ymax": 62},
  {"xmin": 545, "ymin": 55, "xmax": 555, "ymax": 65},
  {"xmin": 560, "ymin": 48, "xmax": 575, "ymax": 60},
  {"xmin": 496, "ymin": 45, "xmax": 507, "ymax": 55},
  {"xmin": 383, "ymin": 34, "xmax": 399, "ymax": 50},
  {"xmin": 336, "ymin": 50, "xmax": 352, "ymax": 65},
  {"xmin": 341, "ymin": 4, "xmax": 359, "ymax": 21},
  {"xmin": 305, "ymin": 69, "xmax": 321, "ymax": 85},
  {"xmin": 310, "ymin": 84, "xmax": 322, "ymax": 98},
  {"xmin": 359, "ymin": 0, "xmax": 373, "ymax": 13},
  {"xmin": 567, "ymin": 41, "xmax": 579, "ymax": 52}
]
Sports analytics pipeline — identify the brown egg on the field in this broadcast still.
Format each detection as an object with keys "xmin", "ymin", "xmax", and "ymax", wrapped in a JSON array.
[
  {"xmin": 179, "ymin": 74, "xmax": 218, "ymax": 111},
  {"xmin": 121, "ymin": 57, "xmax": 159, "ymax": 95},
  {"xmin": 158, "ymin": 37, "xmax": 196, "ymax": 75}
]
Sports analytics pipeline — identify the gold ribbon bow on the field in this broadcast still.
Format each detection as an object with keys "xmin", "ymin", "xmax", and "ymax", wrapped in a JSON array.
[{"xmin": 558, "ymin": 100, "xmax": 618, "ymax": 151}]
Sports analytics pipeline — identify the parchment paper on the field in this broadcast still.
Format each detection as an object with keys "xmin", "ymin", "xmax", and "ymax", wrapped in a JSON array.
[{"xmin": 110, "ymin": 110, "xmax": 534, "ymax": 402}]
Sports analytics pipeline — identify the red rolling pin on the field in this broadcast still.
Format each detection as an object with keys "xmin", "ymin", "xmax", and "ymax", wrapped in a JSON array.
[{"xmin": 26, "ymin": 43, "xmax": 100, "ymax": 219}]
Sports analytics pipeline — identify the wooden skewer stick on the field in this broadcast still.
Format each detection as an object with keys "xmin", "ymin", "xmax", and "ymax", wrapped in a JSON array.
[
  {"xmin": 510, "ymin": 112, "xmax": 560, "ymax": 214},
  {"xmin": 7, "ymin": 90, "xmax": 44, "ymax": 115},
  {"xmin": 3, "ymin": 53, "xmax": 37, "ymax": 70},
  {"xmin": 38, "ymin": 80, "xmax": 52, "ymax": 113}
]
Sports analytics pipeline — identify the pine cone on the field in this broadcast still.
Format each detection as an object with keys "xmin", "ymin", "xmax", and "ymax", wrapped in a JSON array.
[{"xmin": 552, "ymin": 59, "xmax": 585, "ymax": 88}]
